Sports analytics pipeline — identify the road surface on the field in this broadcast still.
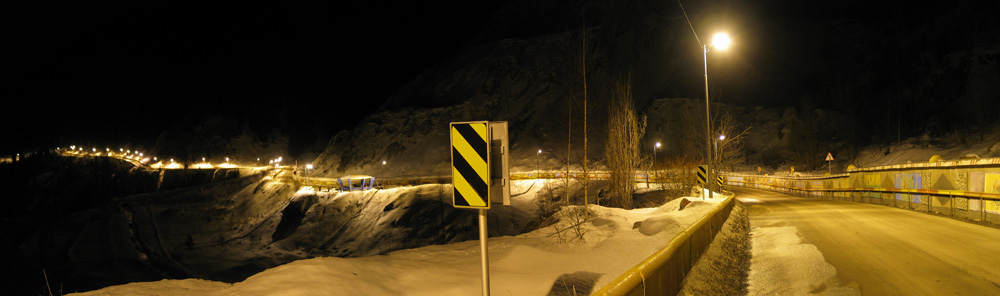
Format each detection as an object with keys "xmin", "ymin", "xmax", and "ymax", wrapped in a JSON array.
[{"xmin": 734, "ymin": 187, "xmax": 1000, "ymax": 295}]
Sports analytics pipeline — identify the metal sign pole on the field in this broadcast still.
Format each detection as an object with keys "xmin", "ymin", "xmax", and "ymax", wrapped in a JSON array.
[
  {"xmin": 451, "ymin": 121, "xmax": 508, "ymax": 296},
  {"xmin": 479, "ymin": 208, "xmax": 490, "ymax": 296}
]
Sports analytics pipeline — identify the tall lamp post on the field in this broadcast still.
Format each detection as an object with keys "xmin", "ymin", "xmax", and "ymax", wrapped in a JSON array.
[
  {"xmin": 704, "ymin": 32, "xmax": 731, "ymax": 200},
  {"xmin": 715, "ymin": 134, "xmax": 725, "ymax": 172},
  {"xmin": 653, "ymin": 142, "xmax": 661, "ymax": 168},
  {"xmin": 536, "ymin": 149, "xmax": 542, "ymax": 179},
  {"xmin": 653, "ymin": 142, "xmax": 661, "ymax": 186}
]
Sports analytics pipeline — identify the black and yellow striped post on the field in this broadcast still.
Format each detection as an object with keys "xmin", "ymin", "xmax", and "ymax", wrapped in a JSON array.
[
  {"xmin": 451, "ymin": 121, "xmax": 491, "ymax": 209},
  {"xmin": 450, "ymin": 121, "xmax": 494, "ymax": 296},
  {"xmin": 697, "ymin": 165, "xmax": 708, "ymax": 185}
]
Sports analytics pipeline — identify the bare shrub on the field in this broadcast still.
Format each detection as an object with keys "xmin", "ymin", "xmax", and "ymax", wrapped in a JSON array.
[
  {"xmin": 659, "ymin": 156, "xmax": 701, "ymax": 200},
  {"xmin": 551, "ymin": 206, "xmax": 590, "ymax": 244},
  {"xmin": 604, "ymin": 75, "xmax": 646, "ymax": 209}
]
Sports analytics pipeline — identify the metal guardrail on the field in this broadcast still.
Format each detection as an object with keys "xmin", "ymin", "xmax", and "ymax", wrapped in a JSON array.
[
  {"xmin": 723, "ymin": 159, "xmax": 1000, "ymax": 224},
  {"xmin": 593, "ymin": 195, "xmax": 736, "ymax": 296},
  {"xmin": 295, "ymin": 170, "xmax": 698, "ymax": 191}
]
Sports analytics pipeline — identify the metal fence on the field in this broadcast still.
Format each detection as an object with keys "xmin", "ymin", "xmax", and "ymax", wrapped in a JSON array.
[{"xmin": 723, "ymin": 158, "xmax": 1000, "ymax": 225}]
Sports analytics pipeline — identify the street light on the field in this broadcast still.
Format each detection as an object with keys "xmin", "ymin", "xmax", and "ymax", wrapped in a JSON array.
[
  {"xmin": 381, "ymin": 160, "xmax": 386, "ymax": 187},
  {"xmin": 536, "ymin": 149, "xmax": 542, "ymax": 179},
  {"xmin": 703, "ymin": 32, "xmax": 730, "ymax": 199},
  {"xmin": 653, "ymin": 142, "xmax": 661, "ymax": 167},
  {"xmin": 715, "ymin": 134, "xmax": 726, "ymax": 171}
]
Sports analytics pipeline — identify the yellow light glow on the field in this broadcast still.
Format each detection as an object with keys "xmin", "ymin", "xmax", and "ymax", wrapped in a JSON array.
[
  {"xmin": 194, "ymin": 163, "xmax": 213, "ymax": 169},
  {"xmin": 712, "ymin": 33, "xmax": 731, "ymax": 50}
]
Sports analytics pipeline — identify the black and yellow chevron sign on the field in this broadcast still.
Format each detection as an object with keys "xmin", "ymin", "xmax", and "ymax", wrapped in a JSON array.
[
  {"xmin": 450, "ymin": 122, "xmax": 490, "ymax": 208},
  {"xmin": 697, "ymin": 165, "xmax": 707, "ymax": 184}
]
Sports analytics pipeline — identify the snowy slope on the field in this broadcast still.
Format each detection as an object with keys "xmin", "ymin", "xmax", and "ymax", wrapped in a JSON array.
[{"xmin": 67, "ymin": 184, "xmax": 728, "ymax": 296}]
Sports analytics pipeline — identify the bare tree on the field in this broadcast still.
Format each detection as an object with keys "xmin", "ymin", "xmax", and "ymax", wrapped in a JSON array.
[
  {"xmin": 713, "ymin": 109, "xmax": 751, "ymax": 172},
  {"xmin": 604, "ymin": 75, "xmax": 646, "ymax": 209}
]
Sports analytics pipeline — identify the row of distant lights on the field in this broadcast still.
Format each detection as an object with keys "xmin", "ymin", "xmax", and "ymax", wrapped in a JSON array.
[{"xmin": 60, "ymin": 145, "xmax": 283, "ymax": 170}]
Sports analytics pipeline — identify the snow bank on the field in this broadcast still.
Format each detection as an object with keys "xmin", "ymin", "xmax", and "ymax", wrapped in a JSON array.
[
  {"xmin": 747, "ymin": 226, "xmax": 859, "ymax": 295},
  {"xmin": 68, "ymin": 189, "xmax": 729, "ymax": 296}
]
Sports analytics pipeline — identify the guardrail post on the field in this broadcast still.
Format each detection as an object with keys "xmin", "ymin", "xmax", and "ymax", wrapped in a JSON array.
[{"xmin": 950, "ymin": 194, "xmax": 954, "ymax": 217}]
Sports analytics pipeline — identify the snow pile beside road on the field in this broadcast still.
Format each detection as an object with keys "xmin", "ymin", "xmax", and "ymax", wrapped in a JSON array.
[
  {"xmin": 679, "ymin": 200, "xmax": 752, "ymax": 295},
  {"xmin": 747, "ymin": 225, "xmax": 860, "ymax": 295}
]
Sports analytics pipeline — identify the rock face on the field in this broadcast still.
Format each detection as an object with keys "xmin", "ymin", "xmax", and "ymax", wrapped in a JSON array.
[{"xmin": 312, "ymin": 0, "xmax": 999, "ymax": 176}]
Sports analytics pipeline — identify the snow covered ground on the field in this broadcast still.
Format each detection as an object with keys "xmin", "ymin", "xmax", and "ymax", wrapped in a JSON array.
[
  {"xmin": 746, "ymin": 225, "xmax": 859, "ymax": 296},
  {"xmin": 67, "ymin": 180, "xmax": 727, "ymax": 296}
]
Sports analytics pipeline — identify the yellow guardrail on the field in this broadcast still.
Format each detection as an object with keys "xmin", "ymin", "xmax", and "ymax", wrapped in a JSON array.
[
  {"xmin": 723, "ymin": 159, "xmax": 1000, "ymax": 224},
  {"xmin": 593, "ymin": 195, "xmax": 736, "ymax": 296}
]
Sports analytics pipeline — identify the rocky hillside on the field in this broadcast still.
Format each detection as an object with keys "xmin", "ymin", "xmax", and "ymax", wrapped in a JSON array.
[{"xmin": 312, "ymin": 0, "xmax": 1000, "ymax": 178}]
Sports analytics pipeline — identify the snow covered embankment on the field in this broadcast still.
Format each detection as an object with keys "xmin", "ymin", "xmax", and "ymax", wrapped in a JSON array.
[{"xmin": 69, "ymin": 181, "xmax": 729, "ymax": 295}]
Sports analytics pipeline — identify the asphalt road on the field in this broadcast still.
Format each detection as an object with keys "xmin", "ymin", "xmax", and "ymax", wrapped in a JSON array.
[{"xmin": 734, "ymin": 186, "xmax": 1000, "ymax": 295}]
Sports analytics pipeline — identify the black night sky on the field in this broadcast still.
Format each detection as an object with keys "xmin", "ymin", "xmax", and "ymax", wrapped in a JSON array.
[
  {"xmin": 6, "ymin": 0, "xmax": 999, "ymax": 156},
  {"xmin": 7, "ymin": 1, "xmax": 506, "ymax": 155}
]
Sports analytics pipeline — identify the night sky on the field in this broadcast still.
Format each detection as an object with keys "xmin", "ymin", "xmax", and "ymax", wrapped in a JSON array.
[
  {"xmin": 7, "ymin": 1, "xmax": 507, "ymax": 154},
  {"xmin": 6, "ymin": 0, "xmax": 998, "ymax": 155}
]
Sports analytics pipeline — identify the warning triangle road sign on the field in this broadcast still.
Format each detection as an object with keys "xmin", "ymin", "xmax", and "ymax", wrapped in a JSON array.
[{"xmin": 826, "ymin": 152, "xmax": 834, "ymax": 161}]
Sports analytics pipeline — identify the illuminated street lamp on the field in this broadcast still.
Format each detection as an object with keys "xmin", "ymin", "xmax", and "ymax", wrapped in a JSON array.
[
  {"xmin": 381, "ymin": 160, "xmax": 386, "ymax": 187},
  {"xmin": 653, "ymin": 142, "xmax": 661, "ymax": 168},
  {"xmin": 536, "ymin": 149, "xmax": 542, "ymax": 179},
  {"xmin": 715, "ymin": 135, "xmax": 726, "ymax": 171},
  {"xmin": 703, "ymin": 32, "xmax": 730, "ymax": 199}
]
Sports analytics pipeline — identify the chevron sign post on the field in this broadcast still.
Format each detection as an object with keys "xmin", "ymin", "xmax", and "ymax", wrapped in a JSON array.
[{"xmin": 450, "ymin": 121, "xmax": 509, "ymax": 296}]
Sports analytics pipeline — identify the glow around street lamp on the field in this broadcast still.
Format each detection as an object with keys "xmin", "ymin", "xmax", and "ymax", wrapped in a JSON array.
[
  {"xmin": 712, "ymin": 32, "xmax": 731, "ymax": 50},
  {"xmin": 719, "ymin": 135, "xmax": 726, "ymax": 141}
]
